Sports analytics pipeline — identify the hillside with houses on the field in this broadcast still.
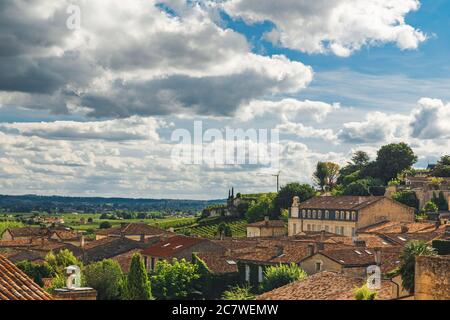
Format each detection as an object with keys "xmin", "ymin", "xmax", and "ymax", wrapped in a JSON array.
[{"xmin": 1, "ymin": 144, "xmax": 449, "ymax": 301}]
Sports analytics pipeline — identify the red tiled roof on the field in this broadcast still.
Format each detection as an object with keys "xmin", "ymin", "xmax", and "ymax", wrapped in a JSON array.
[
  {"xmin": 195, "ymin": 252, "xmax": 239, "ymax": 274},
  {"xmin": 247, "ymin": 220, "xmax": 286, "ymax": 228},
  {"xmin": 318, "ymin": 246, "xmax": 402, "ymax": 273},
  {"xmin": 111, "ymin": 249, "xmax": 143, "ymax": 273},
  {"xmin": 5, "ymin": 227, "xmax": 50, "ymax": 238},
  {"xmin": 297, "ymin": 196, "xmax": 384, "ymax": 210},
  {"xmin": 257, "ymin": 271, "xmax": 393, "ymax": 300},
  {"xmin": 141, "ymin": 236, "xmax": 206, "ymax": 257},
  {"xmin": 95, "ymin": 223, "xmax": 170, "ymax": 236},
  {"xmin": 359, "ymin": 221, "xmax": 438, "ymax": 234},
  {"xmin": 0, "ymin": 254, "xmax": 52, "ymax": 300}
]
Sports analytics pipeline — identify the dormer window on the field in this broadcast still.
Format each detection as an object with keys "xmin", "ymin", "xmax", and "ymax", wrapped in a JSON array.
[
  {"xmin": 318, "ymin": 210, "xmax": 322, "ymax": 219},
  {"xmin": 325, "ymin": 210, "xmax": 329, "ymax": 219},
  {"xmin": 346, "ymin": 211, "xmax": 350, "ymax": 220},
  {"xmin": 307, "ymin": 210, "xmax": 311, "ymax": 218},
  {"xmin": 302, "ymin": 210, "xmax": 306, "ymax": 218},
  {"xmin": 351, "ymin": 211, "xmax": 356, "ymax": 220},
  {"xmin": 312, "ymin": 210, "xmax": 317, "ymax": 219}
]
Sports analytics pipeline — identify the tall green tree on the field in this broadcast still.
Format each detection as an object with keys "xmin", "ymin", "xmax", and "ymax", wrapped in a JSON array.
[
  {"xmin": 84, "ymin": 259, "xmax": 125, "ymax": 300},
  {"xmin": 273, "ymin": 183, "xmax": 315, "ymax": 215},
  {"xmin": 399, "ymin": 241, "xmax": 436, "ymax": 292},
  {"xmin": 246, "ymin": 193, "xmax": 276, "ymax": 222},
  {"xmin": 151, "ymin": 259, "xmax": 200, "ymax": 300},
  {"xmin": 126, "ymin": 253, "xmax": 152, "ymax": 300},
  {"xmin": 432, "ymin": 155, "xmax": 450, "ymax": 177},
  {"xmin": 351, "ymin": 151, "xmax": 370, "ymax": 168},
  {"xmin": 313, "ymin": 162, "xmax": 328, "ymax": 191},
  {"xmin": 45, "ymin": 249, "xmax": 82, "ymax": 276},
  {"xmin": 375, "ymin": 142, "xmax": 417, "ymax": 184}
]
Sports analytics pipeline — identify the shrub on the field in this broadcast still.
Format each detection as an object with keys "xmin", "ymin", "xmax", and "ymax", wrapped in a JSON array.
[
  {"xmin": 151, "ymin": 258, "xmax": 200, "ymax": 300},
  {"xmin": 84, "ymin": 259, "xmax": 125, "ymax": 300},
  {"xmin": 99, "ymin": 221, "xmax": 112, "ymax": 229},
  {"xmin": 262, "ymin": 263, "xmax": 307, "ymax": 292},
  {"xmin": 222, "ymin": 285, "xmax": 255, "ymax": 300},
  {"xmin": 354, "ymin": 284, "xmax": 377, "ymax": 300}
]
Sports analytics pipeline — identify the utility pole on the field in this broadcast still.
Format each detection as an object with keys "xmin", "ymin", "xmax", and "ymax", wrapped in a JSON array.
[{"xmin": 272, "ymin": 171, "xmax": 280, "ymax": 192}]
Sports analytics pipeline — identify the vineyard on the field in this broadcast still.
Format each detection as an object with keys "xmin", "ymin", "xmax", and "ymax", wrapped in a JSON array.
[{"xmin": 178, "ymin": 217, "xmax": 247, "ymax": 238}]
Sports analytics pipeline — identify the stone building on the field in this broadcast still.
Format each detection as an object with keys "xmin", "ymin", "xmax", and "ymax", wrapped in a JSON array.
[
  {"xmin": 288, "ymin": 196, "xmax": 415, "ymax": 237},
  {"xmin": 246, "ymin": 217, "xmax": 286, "ymax": 238},
  {"xmin": 414, "ymin": 255, "xmax": 450, "ymax": 300}
]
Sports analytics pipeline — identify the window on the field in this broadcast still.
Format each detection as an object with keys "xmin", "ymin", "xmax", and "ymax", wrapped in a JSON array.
[
  {"xmin": 307, "ymin": 224, "xmax": 311, "ymax": 231},
  {"xmin": 351, "ymin": 211, "xmax": 356, "ymax": 220},
  {"xmin": 325, "ymin": 225, "xmax": 329, "ymax": 232},
  {"xmin": 302, "ymin": 210, "xmax": 306, "ymax": 218},
  {"xmin": 150, "ymin": 257, "xmax": 156, "ymax": 271},
  {"xmin": 245, "ymin": 265, "xmax": 250, "ymax": 282},
  {"xmin": 335, "ymin": 226, "xmax": 340, "ymax": 234},
  {"xmin": 312, "ymin": 224, "xmax": 316, "ymax": 231},
  {"xmin": 351, "ymin": 227, "xmax": 355, "ymax": 237},
  {"xmin": 258, "ymin": 266, "xmax": 264, "ymax": 283},
  {"xmin": 315, "ymin": 261, "xmax": 322, "ymax": 272},
  {"xmin": 307, "ymin": 210, "xmax": 311, "ymax": 218},
  {"xmin": 318, "ymin": 210, "xmax": 322, "ymax": 219},
  {"xmin": 312, "ymin": 210, "xmax": 317, "ymax": 219},
  {"xmin": 325, "ymin": 210, "xmax": 329, "ymax": 219},
  {"xmin": 341, "ymin": 211, "xmax": 345, "ymax": 220},
  {"xmin": 341, "ymin": 226, "xmax": 345, "ymax": 235},
  {"xmin": 346, "ymin": 211, "xmax": 350, "ymax": 220},
  {"xmin": 293, "ymin": 223, "xmax": 297, "ymax": 235}
]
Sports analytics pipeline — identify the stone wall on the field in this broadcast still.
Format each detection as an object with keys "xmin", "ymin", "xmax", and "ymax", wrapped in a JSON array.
[
  {"xmin": 357, "ymin": 197, "xmax": 414, "ymax": 229},
  {"xmin": 415, "ymin": 255, "xmax": 450, "ymax": 300}
]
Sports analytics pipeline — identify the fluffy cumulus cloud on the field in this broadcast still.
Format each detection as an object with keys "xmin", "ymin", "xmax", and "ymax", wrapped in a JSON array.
[
  {"xmin": 410, "ymin": 98, "xmax": 450, "ymax": 139},
  {"xmin": 0, "ymin": 0, "xmax": 313, "ymax": 118},
  {"xmin": 222, "ymin": 0, "xmax": 427, "ymax": 56}
]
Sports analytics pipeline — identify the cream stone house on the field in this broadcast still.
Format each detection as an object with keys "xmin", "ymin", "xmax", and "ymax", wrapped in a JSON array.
[
  {"xmin": 288, "ymin": 196, "xmax": 414, "ymax": 237},
  {"xmin": 246, "ymin": 217, "xmax": 286, "ymax": 238}
]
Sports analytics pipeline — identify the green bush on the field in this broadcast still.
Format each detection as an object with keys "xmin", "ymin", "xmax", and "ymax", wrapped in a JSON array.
[
  {"xmin": 222, "ymin": 285, "xmax": 255, "ymax": 300},
  {"xmin": 125, "ymin": 253, "xmax": 152, "ymax": 300},
  {"xmin": 84, "ymin": 259, "xmax": 125, "ymax": 300},
  {"xmin": 354, "ymin": 284, "xmax": 377, "ymax": 300},
  {"xmin": 262, "ymin": 263, "xmax": 307, "ymax": 292}
]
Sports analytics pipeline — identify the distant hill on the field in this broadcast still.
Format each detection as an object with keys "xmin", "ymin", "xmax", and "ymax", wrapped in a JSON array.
[{"xmin": 0, "ymin": 194, "xmax": 225, "ymax": 214}]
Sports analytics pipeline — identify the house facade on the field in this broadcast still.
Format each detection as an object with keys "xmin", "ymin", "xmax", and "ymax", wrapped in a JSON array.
[
  {"xmin": 246, "ymin": 218, "xmax": 286, "ymax": 238},
  {"xmin": 288, "ymin": 196, "xmax": 415, "ymax": 237}
]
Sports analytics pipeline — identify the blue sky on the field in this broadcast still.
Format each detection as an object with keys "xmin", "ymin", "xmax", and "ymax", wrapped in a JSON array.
[{"xmin": 0, "ymin": 0, "xmax": 449, "ymax": 198}]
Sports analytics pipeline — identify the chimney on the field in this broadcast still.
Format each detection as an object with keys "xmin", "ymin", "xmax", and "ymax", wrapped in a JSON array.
[
  {"xmin": 274, "ymin": 245, "xmax": 284, "ymax": 257},
  {"xmin": 307, "ymin": 243, "xmax": 315, "ymax": 256},
  {"xmin": 353, "ymin": 239, "xmax": 366, "ymax": 248},
  {"xmin": 374, "ymin": 248, "xmax": 382, "ymax": 266},
  {"xmin": 358, "ymin": 196, "xmax": 365, "ymax": 204},
  {"xmin": 316, "ymin": 242, "xmax": 324, "ymax": 251},
  {"xmin": 400, "ymin": 226, "xmax": 408, "ymax": 234}
]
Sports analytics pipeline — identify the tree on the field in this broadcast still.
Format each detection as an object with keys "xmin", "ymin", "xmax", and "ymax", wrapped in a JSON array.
[
  {"xmin": 151, "ymin": 258, "xmax": 200, "ymax": 300},
  {"xmin": 422, "ymin": 201, "xmax": 438, "ymax": 214},
  {"xmin": 99, "ymin": 221, "xmax": 112, "ymax": 229},
  {"xmin": 221, "ymin": 285, "xmax": 255, "ymax": 300},
  {"xmin": 351, "ymin": 151, "xmax": 370, "ymax": 168},
  {"xmin": 399, "ymin": 241, "xmax": 436, "ymax": 292},
  {"xmin": 391, "ymin": 190, "xmax": 419, "ymax": 210},
  {"xmin": 313, "ymin": 162, "xmax": 340, "ymax": 191},
  {"xmin": 84, "ymin": 259, "xmax": 125, "ymax": 300},
  {"xmin": 432, "ymin": 155, "xmax": 450, "ymax": 177},
  {"xmin": 87, "ymin": 217, "xmax": 93, "ymax": 223},
  {"xmin": 217, "ymin": 222, "xmax": 232, "ymax": 238},
  {"xmin": 16, "ymin": 260, "xmax": 52, "ymax": 286},
  {"xmin": 354, "ymin": 284, "xmax": 377, "ymax": 300},
  {"xmin": 375, "ymin": 143, "xmax": 417, "ymax": 184},
  {"xmin": 313, "ymin": 162, "xmax": 328, "ymax": 191},
  {"xmin": 45, "ymin": 249, "xmax": 82, "ymax": 277},
  {"xmin": 262, "ymin": 263, "xmax": 307, "ymax": 292},
  {"xmin": 126, "ymin": 253, "xmax": 152, "ymax": 300},
  {"xmin": 343, "ymin": 181, "xmax": 370, "ymax": 196},
  {"xmin": 273, "ymin": 183, "xmax": 315, "ymax": 215},
  {"xmin": 246, "ymin": 193, "xmax": 276, "ymax": 223}
]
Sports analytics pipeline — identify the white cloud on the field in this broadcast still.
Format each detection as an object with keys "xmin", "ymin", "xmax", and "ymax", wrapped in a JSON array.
[
  {"xmin": 222, "ymin": 0, "xmax": 426, "ymax": 56},
  {"xmin": 410, "ymin": 98, "xmax": 450, "ymax": 139}
]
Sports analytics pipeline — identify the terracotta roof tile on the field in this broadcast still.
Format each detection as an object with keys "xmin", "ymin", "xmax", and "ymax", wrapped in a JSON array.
[
  {"xmin": 95, "ymin": 223, "xmax": 170, "ymax": 237},
  {"xmin": 195, "ymin": 252, "xmax": 239, "ymax": 274},
  {"xmin": 141, "ymin": 235, "xmax": 207, "ymax": 258},
  {"xmin": 297, "ymin": 196, "xmax": 384, "ymax": 210},
  {"xmin": 247, "ymin": 220, "xmax": 286, "ymax": 228},
  {"xmin": 257, "ymin": 271, "xmax": 393, "ymax": 300},
  {"xmin": 0, "ymin": 254, "xmax": 52, "ymax": 300}
]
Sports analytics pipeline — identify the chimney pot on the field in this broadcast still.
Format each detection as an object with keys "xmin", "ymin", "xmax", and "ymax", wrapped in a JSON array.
[{"xmin": 374, "ymin": 248, "xmax": 382, "ymax": 266}]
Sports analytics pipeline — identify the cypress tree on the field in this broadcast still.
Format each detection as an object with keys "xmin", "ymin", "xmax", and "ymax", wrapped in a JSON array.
[{"xmin": 126, "ymin": 253, "xmax": 152, "ymax": 300}]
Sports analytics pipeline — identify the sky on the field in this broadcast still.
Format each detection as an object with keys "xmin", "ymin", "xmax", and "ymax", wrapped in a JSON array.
[{"xmin": 0, "ymin": 0, "xmax": 449, "ymax": 199}]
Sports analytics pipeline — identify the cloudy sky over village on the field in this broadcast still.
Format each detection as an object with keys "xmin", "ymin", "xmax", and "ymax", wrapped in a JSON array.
[{"xmin": 0, "ymin": 0, "xmax": 449, "ymax": 199}]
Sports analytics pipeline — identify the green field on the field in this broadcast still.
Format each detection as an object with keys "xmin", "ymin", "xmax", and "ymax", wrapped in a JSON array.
[
  {"xmin": 0, "ymin": 213, "xmax": 247, "ymax": 239},
  {"xmin": 178, "ymin": 217, "xmax": 247, "ymax": 238}
]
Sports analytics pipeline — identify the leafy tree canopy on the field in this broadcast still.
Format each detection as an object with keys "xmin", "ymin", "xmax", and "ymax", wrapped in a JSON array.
[
  {"xmin": 432, "ymin": 155, "xmax": 450, "ymax": 177},
  {"xmin": 375, "ymin": 142, "xmax": 417, "ymax": 184},
  {"xmin": 262, "ymin": 263, "xmax": 307, "ymax": 292},
  {"xmin": 272, "ymin": 183, "xmax": 315, "ymax": 215},
  {"xmin": 84, "ymin": 259, "xmax": 125, "ymax": 300},
  {"xmin": 246, "ymin": 193, "xmax": 276, "ymax": 223}
]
